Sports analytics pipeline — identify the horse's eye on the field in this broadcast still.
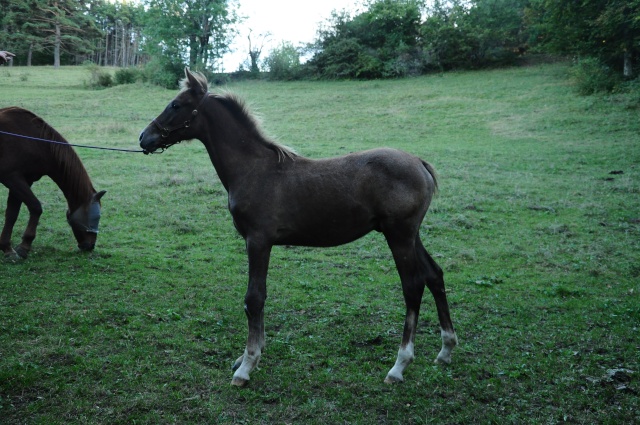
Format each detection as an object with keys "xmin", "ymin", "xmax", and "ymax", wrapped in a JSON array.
[{"xmin": 171, "ymin": 102, "xmax": 179, "ymax": 109}]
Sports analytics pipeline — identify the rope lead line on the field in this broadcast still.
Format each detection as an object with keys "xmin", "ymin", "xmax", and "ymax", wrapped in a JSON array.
[{"xmin": 0, "ymin": 129, "xmax": 145, "ymax": 153}]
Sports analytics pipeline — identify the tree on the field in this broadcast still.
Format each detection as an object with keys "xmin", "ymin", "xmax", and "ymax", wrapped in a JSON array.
[
  {"xmin": 527, "ymin": 0, "xmax": 640, "ymax": 77},
  {"xmin": 143, "ymin": 0, "xmax": 238, "ymax": 72},
  {"xmin": 307, "ymin": 0, "xmax": 424, "ymax": 79},
  {"xmin": 264, "ymin": 41, "xmax": 301, "ymax": 80},
  {"xmin": 421, "ymin": 0, "xmax": 479, "ymax": 70},
  {"xmin": 246, "ymin": 29, "xmax": 270, "ymax": 74},
  {"xmin": 421, "ymin": 0, "xmax": 530, "ymax": 71},
  {"xmin": 1, "ymin": 0, "xmax": 100, "ymax": 66},
  {"xmin": 32, "ymin": 0, "xmax": 99, "ymax": 67},
  {"xmin": 77, "ymin": 0, "xmax": 147, "ymax": 67}
]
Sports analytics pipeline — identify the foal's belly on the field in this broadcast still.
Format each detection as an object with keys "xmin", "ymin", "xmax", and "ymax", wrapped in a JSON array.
[{"xmin": 273, "ymin": 210, "xmax": 379, "ymax": 247}]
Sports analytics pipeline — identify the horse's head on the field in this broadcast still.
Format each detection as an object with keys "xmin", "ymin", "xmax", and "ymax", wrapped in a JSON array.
[
  {"xmin": 67, "ymin": 190, "xmax": 106, "ymax": 251},
  {"xmin": 139, "ymin": 68, "xmax": 209, "ymax": 154}
]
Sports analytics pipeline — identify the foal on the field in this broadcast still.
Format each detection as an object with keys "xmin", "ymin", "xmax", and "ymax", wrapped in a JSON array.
[{"xmin": 139, "ymin": 69, "xmax": 457, "ymax": 386}]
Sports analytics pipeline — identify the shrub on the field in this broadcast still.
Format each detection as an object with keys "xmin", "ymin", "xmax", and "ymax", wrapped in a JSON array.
[
  {"xmin": 115, "ymin": 68, "xmax": 140, "ymax": 85},
  {"xmin": 264, "ymin": 42, "xmax": 302, "ymax": 81},
  {"xmin": 143, "ymin": 58, "xmax": 185, "ymax": 89},
  {"xmin": 97, "ymin": 72, "xmax": 113, "ymax": 87},
  {"xmin": 84, "ymin": 62, "xmax": 113, "ymax": 88},
  {"xmin": 570, "ymin": 57, "xmax": 620, "ymax": 95}
]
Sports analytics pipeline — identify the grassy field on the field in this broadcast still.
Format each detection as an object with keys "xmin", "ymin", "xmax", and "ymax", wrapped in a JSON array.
[{"xmin": 1, "ymin": 64, "xmax": 638, "ymax": 424}]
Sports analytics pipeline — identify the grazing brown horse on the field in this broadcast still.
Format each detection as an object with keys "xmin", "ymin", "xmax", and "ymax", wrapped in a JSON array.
[
  {"xmin": 0, "ymin": 107, "xmax": 106, "ymax": 259},
  {"xmin": 139, "ymin": 68, "xmax": 457, "ymax": 386}
]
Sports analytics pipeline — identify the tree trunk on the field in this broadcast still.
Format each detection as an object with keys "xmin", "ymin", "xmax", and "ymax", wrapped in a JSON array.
[
  {"xmin": 623, "ymin": 51, "xmax": 632, "ymax": 78},
  {"xmin": 121, "ymin": 23, "xmax": 126, "ymax": 67},
  {"xmin": 27, "ymin": 43, "xmax": 33, "ymax": 66},
  {"xmin": 189, "ymin": 34, "xmax": 198, "ymax": 69},
  {"xmin": 54, "ymin": 24, "xmax": 61, "ymax": 68},
  {"xmin": 250, "ymin": 51, "xmax": 260, "ymax": 73},
  {"xmin": 114, "ymin": 21, "xmax": 119, "ymax": 67},
  {"xmin": 104, "ymin": 28, "xmax": 109, "ymax": 66}
]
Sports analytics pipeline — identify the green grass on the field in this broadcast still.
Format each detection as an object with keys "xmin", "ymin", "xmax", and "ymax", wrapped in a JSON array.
[{"xmin": 1, "ymin": 64, "xmax": 639, "ymax": 424}]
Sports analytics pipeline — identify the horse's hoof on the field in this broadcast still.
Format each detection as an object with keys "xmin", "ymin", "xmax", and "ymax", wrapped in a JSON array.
[
  {"xmin": 3, "ymin": 250, "xmax": 22, "ymax": 262},
  {"xmin": 434, "ymin": 351, "xmax": 453, "ymax": 365},
  {"xmin": 14, "ymin": 246, "xmax": 29, "ymax": 259},
  {"xmin": 231, "ymin": 376, "xmax": 249, "ymax": 387},
  {"xmin": 384, "ymin": 374, "xmax": 404, "ymax": 384}
]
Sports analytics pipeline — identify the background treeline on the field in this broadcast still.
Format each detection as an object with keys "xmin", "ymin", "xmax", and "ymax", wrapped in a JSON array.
[
  {"xmin": 1, "ymin": 0, "xmax": 638, "ymax": 92},
  {"xmin": 0, "ymin": 0, "xmax": 238, "ymax": 88}
]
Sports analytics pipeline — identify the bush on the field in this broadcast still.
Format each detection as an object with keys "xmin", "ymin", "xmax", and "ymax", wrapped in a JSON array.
[
  {"xmin": 115, "ymin": 68, "xmax": 141, "ymax": 85},
  {"xmin": 264, "ymin": 42, "xmax": 302, "ymax": 81},
  {"xmin": 570, "ymin": 57, "xmax": 620, "ymax": 95},
  {"xmin": 143, "ymin": 58, "xmax": 185, "ymax": 89},
  {"xmin": 97, "ymin": 72, "xmax": 113, "ymax": 87},
  {"xmin": 84, "ymin": 62, "xmax": 113, "ymax": 88}
]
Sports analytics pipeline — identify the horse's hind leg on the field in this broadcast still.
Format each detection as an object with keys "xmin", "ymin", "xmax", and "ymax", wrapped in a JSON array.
[
  {"xmin": 1, "ymin": 182, "xmax": 42, "ymax": 260},
  {"xmin": 6, "ymin": 182, "xmax": 43, "ymax": 259},
  {"xmin": 1, "ymin": 191, "xmax": 22, "ymax": 259},
  {"xmin": 384, "ymin": 233, "xmax": 457, "ymax": 383},
  {"xmin": 384, "ymin": 232, "xmax": 426, "ymax": 383},
  {"xmin": 416, "ymin": 237, "xmax": 457, "ymax": 364}
]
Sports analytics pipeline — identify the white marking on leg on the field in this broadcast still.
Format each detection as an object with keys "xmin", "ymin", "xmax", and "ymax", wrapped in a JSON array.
[
  {"xmin": 435, "ymin": 329, "xmax": 458, "ymax": 364},
  {"xmin": 385, "ymin": 342, "xmax": 414, "ymax": 384},
  {"xmin": 231, "ymin": 346, "xmax": 262, "ymax": 386}
]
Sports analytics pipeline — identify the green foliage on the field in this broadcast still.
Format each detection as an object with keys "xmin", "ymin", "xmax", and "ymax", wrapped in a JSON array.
[
  {"xmin": 115, "ymin": 68, "xmax": 142, "ymax": 85},
  {"xmin": 0, "ymin": 0, "xmax": 100, "ymax": 66},
  {"xmin": 142, "ymin": 0, "xmax": 238, "ymax": 71},
  {"xmin": 527, "ymin": 0, "xmax": 640, "ymax": 75},
  {"xmin": 421, "ymin": 0, "xmax": 529, "ymax": 71},
  {"xmin": 307, "ymin": 0, "xmax": 531, "ymax": 78},
  {"xmin": 264, "ymin": 42, "xmax": 302, "ymax": 81},
  {"xmin": 570, "ymin": 57, "xmax": 620, "ymax": 95},
  {"xmin": 142, "ymin": 57, "xmax": 185, "ymax": 89},
  {"xmin": 308, "ymin": 0, "xmax": 424, "ymax": 79},
  {"xmin": 84, "ymin": 62, "xmax": 114, "ymax": 88},
  {"xmin": 97, "ymin": 72, "xmax": 114, "ymax": 88},
  {"xmin": 310, "ymin": 37, "xmax": 382, "ymax": 79}
]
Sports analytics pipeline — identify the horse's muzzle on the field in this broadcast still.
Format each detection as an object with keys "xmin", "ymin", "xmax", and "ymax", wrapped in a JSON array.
[
  {"xmin": 139, "ymin": 131, "xmax": 157, "ymax": 155},
  {"xmin": 78, "ymin": 242, "xmax": 95, "ymax": 251}
]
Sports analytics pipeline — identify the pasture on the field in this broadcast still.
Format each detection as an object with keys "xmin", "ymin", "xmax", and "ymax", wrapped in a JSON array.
[{"xmin": 1, "ymin": 64, "xmax": 638, "ymax": 424}]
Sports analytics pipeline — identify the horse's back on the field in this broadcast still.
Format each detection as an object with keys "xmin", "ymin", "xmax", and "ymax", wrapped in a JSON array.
[
  {"xmin": 292, "ymin": 147, "xmax": 435, "ymax": 228},
  {"xmin": 0, "ymin": 107, "xmax": 52, "ymax": 181},
  {"xmin": 326, "ymin": 147, "xmax": 435, "ymax": 200}
]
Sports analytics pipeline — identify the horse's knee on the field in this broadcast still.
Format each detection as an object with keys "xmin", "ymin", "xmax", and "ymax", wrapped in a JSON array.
[
  {"xmin": 29, "ymin": 202, "xmax": 43, "ymax": 217},
  {"xmin": 244, "ymin": 290, "xmax": 265, "ymax": 318}
]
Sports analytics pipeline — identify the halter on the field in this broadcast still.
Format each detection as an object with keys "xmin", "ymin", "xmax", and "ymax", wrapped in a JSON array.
[{"xmin": 151, "ymin": 92, "xmax": 210, "ymax": 143}]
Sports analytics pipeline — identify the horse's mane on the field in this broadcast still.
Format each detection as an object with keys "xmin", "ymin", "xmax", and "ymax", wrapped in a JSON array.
[
  {"xmin": 180, "ymin": 73, "xmax": 298, "ymax": 161},
  {"xmin": 22, "ymin": 109, "xmax": 95, "ymax": 203}
]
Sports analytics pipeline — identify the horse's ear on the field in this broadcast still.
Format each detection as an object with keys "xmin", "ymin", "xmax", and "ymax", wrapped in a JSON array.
[
  {"xmin": 93, "ymin": 190, "xmax": 106, "ymax": 202},
  {"xmin": 185, "ymin": 68, "xmax": 206, "ymax": 96}
]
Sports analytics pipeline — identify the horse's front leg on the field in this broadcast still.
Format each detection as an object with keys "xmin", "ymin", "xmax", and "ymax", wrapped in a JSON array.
[{"xmin": 231, "ymin": 238, "xmax": 271, "ymax": 387}]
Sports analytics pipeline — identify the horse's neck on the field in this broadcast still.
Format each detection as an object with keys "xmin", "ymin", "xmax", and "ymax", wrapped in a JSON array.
[
  {"xmin": 49, "ymin": 147, "xmax": 95, "ymax": 210},
  {"xmin": 200, "ymin": 113, "xmax": 274, "ymax": 192}
]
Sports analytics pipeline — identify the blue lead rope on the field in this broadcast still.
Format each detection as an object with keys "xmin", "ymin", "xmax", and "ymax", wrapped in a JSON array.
[{"xmin": 0, "ymin": 129, "xmax": 144, "ymax": 153}]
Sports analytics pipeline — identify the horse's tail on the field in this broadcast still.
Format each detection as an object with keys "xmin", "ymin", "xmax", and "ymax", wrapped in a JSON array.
[{"xmin": 422, "ymin": 160, "xmax": 439, "ymax": 193}]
